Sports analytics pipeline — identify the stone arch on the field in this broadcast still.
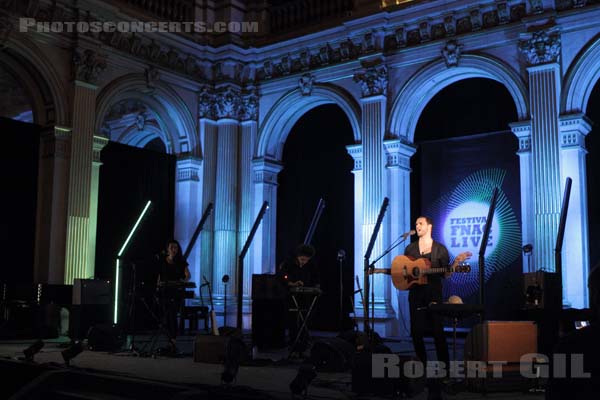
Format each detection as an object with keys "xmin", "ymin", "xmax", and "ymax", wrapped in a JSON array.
[
  {"xmin": 95, "ymin": 74, "xmax": 199, "ymax": 156},
  {"xmin": 389, "ymin": 54, "xmax": 529, "ymax": 142},
  {"xmin": 1, "ymin": 37, "xmax": 68, "ymax": 125},
  {"xmin": 257, "ymin": 83, "xmax": 361, "ymax": 160},
  {"xmin": 562, "ymin": 34, "xmax": 600, "ymax": 113}
]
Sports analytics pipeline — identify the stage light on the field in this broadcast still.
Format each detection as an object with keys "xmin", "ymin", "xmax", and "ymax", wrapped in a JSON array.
[
  {"xmin": 289, "ymin": 363, "xmax": 317, "ymax": 396},
  {"xmin": 62, "ymin": 341, "xmax": 84, "ymax": 366},
  {"xmin": 23, "ymin": 340, "xmax": 44, "ymax": 362},
  {"xmin": 114, "ymin": 200, "xmax": 152, "ymax": 324}
]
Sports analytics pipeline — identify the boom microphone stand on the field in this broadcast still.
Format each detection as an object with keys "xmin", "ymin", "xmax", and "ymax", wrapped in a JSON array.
[{"xmin": 337, "ymin": 250, "xmax": 346, "ymax": 332}]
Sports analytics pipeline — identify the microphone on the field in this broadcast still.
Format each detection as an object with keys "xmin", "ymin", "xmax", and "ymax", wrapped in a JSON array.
[
  {"xmin": 337, "ymin": 249, "xmax": 346, "ymax": 260},
  {"xmin": 402, "ymin": 230, "xmax": 416, "ymax": 239},
  {"xmin": 222, "ymin": 274, "xmax": 230, "ymax": 283}
]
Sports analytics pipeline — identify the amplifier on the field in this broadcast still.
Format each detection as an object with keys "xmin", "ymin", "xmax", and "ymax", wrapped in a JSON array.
[
  {"xmin": 73, "ymin": 279, "xmax": 111, "ymax": 305},
  {"xmin": 523, "ymin": 271, "xmax": 560, "ymax": 309}
]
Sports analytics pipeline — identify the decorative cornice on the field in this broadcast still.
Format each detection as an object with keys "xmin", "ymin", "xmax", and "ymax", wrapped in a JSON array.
[
  {"xmin": 510, "ymin": 120, "xmax": 532, "ymax": 153},
  {"xmin": 353, "ymin": 65, "xmax": 388, "ymax": 98},
  {"xmin": 559, "ymin": 113, "xmax": 592, "ymax": 150},
  {"xmin": 176, "ymin": 155, "xmax": 202, "ymax": 182},
  {"xmin": 252, "ymin": 158, "xmax": 283, "ymax": 185},
  {"xmin": 92, "ymin": 134, "xmax": 109, "ymax": 163},
  {"xmin": 298, "ymin": 73, "xmax": 315, "ymax": 96},
  {"xmin": 73, "ymin": 48, "xmax": 107, "ymax": 84},
  {"xmin": 442, "ymin": 39, "xmax": 463, "ymax": 68},
  {"xmin": 384, "ymin": 139, "xmax": 417, "ymax": 170},
  {"xmin": 346, "ymin": 144, "xmax": 363, "ymax": 171},
  {"xmin": 519, "ymin": 28, "xmax": 561, "ymax": 66}
]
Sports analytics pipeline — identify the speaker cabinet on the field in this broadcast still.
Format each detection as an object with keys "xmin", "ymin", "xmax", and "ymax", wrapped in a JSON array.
[
  {"xmin": 465, "ymin": 321, "xmax": 537, "ymax": 363},
  {"xmin": 523, "ymin": 272, "xmax": 560, "ymax": 309}
]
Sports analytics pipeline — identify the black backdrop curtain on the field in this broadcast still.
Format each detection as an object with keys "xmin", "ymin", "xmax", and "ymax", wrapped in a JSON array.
[
  {"xmin": 0, "ymin": 117, "xmax": 40, "ymax": 283},
  {"xmin": 412, "ymin": 131, "xmax": 523, "ymax": 320},
  {"xmin": 95, "ymin": 141, "xmax": 175, "ymax": 328}
]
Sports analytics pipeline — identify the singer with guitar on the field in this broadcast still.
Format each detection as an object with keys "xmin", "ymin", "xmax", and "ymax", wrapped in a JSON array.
[
  {"xmin": 370, "ymin": 216, "xmax": 471, "ymax": 400},
  {"xmin": 157, "ymin": 239, "xmax": 191, "ymax": 354}
]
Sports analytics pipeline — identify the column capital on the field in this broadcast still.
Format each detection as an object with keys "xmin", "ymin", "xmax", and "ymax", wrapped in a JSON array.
[
  {"xmin": 198, "ymin": 86, "xmax": 216, "ymax": 120},
  {"xmin": 176, "ymin": 154, "xmax": 203, "ymax": 182},
  {"xmin": 215, "ymin": 85, "xmax": 242, "ymax": 121},
  {"xmin": 518, "ymin": 28, "xmax": 561, "ymax": 67},
  {"xmin": 384, "ymin": 139, "xmax": 417, "ymax": 170},
  {"xmin": 73, "ymin": 48, "xmax": 107, "ymax": 86},
  {"xmin": 559, "ymin": 113, "xmax": 592, "ymax": 150},
  {"xmin": 510, "ymin": 120, "xmax": 532, "ymax": 153},
  {"xmin": 240, "ymin": 89, "xmax": 259, "ymax": 122},
  {"xmin": 92, "ymin": 134, "xmax": 109, "ymax": 163},
  {"xmin": 252, "ymin": 157, "xmax": 283, "ymax": 185},
  {"xmin": 353, "ymin": 64, "xmax": 388, "ymax": 98},
  {"xmin": 346, "ymin": 144, "xmax": 363, "ymax": 171}
]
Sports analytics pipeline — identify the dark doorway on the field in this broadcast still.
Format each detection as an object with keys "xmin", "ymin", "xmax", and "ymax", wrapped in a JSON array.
[
  {"xmin": 0, "ymin": 117, "xmax": 40, "ymax": 283},
  {"xmin": 586, "ymin": 80, "xmax": 600, "ymax": 269},
  {"xmin": 96, "ymin": 141, "xmax": 175, "ymax": 329},
  {"xmin": 411, "ymin": 78, "xmax": 521, "ymax": 321},
  {"xmin": 276, "ymin": 104, "xmax": 355, "ymax": 331}
]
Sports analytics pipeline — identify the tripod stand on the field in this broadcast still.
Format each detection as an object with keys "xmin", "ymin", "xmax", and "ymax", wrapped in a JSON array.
[{"xmin": 123, "ymin": 261, "xmax": 142, "ymax": 356}]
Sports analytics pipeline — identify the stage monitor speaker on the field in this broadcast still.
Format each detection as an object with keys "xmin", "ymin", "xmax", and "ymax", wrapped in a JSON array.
[
  {"xmin": 193, "ymin": 335, "xmax": 248, "ymax": 365},
  {"xmin": 523, "ymin": 271, "xmax": 560, "ymax": 309},
  {"xmin": 251, "ymin": 274, "xmax": 286, "ymax": 300},
  {"xmin": 72, "ymin": 279, "xmax": 111, "ymax": 305},
  {"xmin": 310, "ymin": 337, "xmax": 356, "ymax": 372},
  {"xmin": 465, "ymin": 320, "xmax": 537, "ymax": 363},
  {"xmin": 87, "ymin": 323, "xmax": 124, "ymax": 351}
]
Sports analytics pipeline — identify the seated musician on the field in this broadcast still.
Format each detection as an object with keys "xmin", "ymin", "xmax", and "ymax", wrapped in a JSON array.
[
  {"xmin": 277, "ymin": 244, "xmax": 319, "ymax": 354},
  {"xmin": 157, "ymin": 239, "xmax": 191, "ymax": 353}
]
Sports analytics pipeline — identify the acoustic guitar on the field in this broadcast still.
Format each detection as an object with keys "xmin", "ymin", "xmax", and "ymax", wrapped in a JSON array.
[
  {"xmin": 203, "ymin": 276, "xmax": 220, "ymax": 336},
  {"xmin": 370, "ymin": 251, "xmax": 472, "ymax": 291}
]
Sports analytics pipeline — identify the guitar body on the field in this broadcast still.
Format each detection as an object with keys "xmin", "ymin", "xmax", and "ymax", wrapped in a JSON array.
[
  {"xmin": 390, "ymin": 255, "xmax": 432, "ymax": 291},
  {"xmin": 388, "ymin": 252, "xmax": 472, "ymax": 291}
]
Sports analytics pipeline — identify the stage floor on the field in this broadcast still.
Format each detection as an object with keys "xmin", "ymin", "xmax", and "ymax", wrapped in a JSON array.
[{"xmin": 0, "ymin": 332, "xmax": 545, "ymax": 400}]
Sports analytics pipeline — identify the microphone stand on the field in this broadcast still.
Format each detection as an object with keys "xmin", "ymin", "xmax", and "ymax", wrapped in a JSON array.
[
  {"xmin": 338, "ymin": 252, "xmax": 345, "ymax": 332},
  {"xmin": 363, "ymin": 197, "xmax": 389, "ymax": 337}
]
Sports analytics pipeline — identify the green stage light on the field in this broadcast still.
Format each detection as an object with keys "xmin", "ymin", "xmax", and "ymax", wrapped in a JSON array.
[{"xmin": 113, "ymin": 200, "xmax": 152, "ymax": 325}]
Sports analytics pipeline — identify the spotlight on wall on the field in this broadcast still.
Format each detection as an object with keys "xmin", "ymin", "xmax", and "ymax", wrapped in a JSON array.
[
  {"xmin": 23, "ymin": 340, "xmax": 44, "ymax": 362},
  {"xmin": 290, "ymin": 363, "xmax": 317, "ymax": 396},
  {"xmin": 62, "ymin": 341, "xmax": 84, "ymax": 366}
]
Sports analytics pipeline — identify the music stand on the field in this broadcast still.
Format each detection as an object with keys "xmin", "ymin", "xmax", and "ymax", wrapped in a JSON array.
[{"xmin": 288, "ymin": 288, "xmax": 321, "ymax": 356}]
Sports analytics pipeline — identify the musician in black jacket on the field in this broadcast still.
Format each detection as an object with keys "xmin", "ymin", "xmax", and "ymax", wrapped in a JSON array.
[
  {"xmin": 157, "ymin": 239, "xmax": 191, "ymax": 353},
  {"xmin": 278, "ymin": 244, "xmax": 319, "ymax": 354}
]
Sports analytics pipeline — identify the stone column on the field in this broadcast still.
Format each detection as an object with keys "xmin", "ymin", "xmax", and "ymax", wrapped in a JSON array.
[
  {"xmin": 34, "ymin": 126, "xmax": 71, "ymax": 284},
  {"xmin": 198, "ymin": 88, "xmax": 218, "ymax": 297},
  {"xmin": 353, "ymin": 63, "xmax": 394, "ymax": 335},
  {"xmin": 510, "ymin": 121, "xmax": 534, "ymax": 273},
  {"xmin": 213, "ymin": 86, "xmax": 241, "ymax": 304},
  {"xmin": 558, "ymin": 114, "xmax": 591, "ymax": 308},
  {"xmin": 251, "ymin": 158, "xmax": 282, "ymax": 276},
  {"xmin": 238, "ymin": 90, "xmax": 259, "ymax": 326},
  {"xmin": 519, "ymin": 29, "xmax": 562, "ymax": 276},
  {"xmin": 87, "ymin": 135, "xmax": 109, "ymax": 280},
  {"xmin": 346, "ymin": 144, "xmax": 363, "ymax": 317},
  {"xmin": 384, "ymin": 139, "xmax": 416, "ymax": 337},
  {"xmin": 174, "ymin": 154, "xmax": 203, "ymax": 293},
  {"xmin": 64, "ymin": 49, "xmax": 106, "ymax": 283}
]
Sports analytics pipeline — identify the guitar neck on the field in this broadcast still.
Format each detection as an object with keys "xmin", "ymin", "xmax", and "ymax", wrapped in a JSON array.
[{"xmin": 424, "ymin": 266, "xmax": 454, "ymax": 274}]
